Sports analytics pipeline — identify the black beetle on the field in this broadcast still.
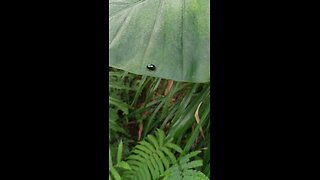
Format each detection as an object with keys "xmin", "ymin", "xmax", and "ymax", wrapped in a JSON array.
[{"xmin": 146, "ymin": 64, "xmax": 156, "ymax": 71}]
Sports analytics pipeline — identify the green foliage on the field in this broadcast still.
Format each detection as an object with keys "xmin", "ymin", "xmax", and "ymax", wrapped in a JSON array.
[
  {"xmin": 162, "ymin": 151, "xmax": 209, "ymax": 180},
  {"xmin": 109, "ymin": 0, "xmax": 210, "ymax": 82},
  {"xmin": 127, "ymin": 77, "xmax": 210, "ymax": 140},
  {"xmin": 122, "ymin": 129, "xmax": 183, "ymax": 180},
  {"xmin": 109, "ymin": 140, "xmax": 132, "ymax": 180},
  {"xmin": 113, "ymin": 129, "xmax": 209, "ymax": 180},
  {"xmin": 108, "ymin": 67, "xmax": 211, "ymax": 179},
  {"xmin": 109, "ymin": 70, "xmax": 131, "ymax": 137},
  {"xmin": 108, "ymin": 2, "xmax": 211, "ymax": 178}
]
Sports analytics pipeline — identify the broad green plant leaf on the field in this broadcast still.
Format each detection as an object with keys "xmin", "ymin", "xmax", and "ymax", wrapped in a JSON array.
[{"xmin": 109, "ymin": 0, "xmax": 210, "ymax": 82}]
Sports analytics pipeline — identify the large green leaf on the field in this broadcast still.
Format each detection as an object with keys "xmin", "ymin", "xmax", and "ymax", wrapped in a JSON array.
[{"xmin": 109, "ymin": 0, "xmax": 210, "ymax": 82}]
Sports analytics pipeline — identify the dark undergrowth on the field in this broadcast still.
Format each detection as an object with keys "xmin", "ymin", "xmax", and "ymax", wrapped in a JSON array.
[{"xmin": 109, "ymin": 67, "xmax": 210, "ymax": 180}]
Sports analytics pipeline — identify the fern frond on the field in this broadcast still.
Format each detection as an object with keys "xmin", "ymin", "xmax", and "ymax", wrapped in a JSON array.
[
  {"xmin": 161, "ymin": 151, "xmax": 209, "ymax": 180},
  {"xmin": 122, "ymin": 129, "xmax": 182, "ymax": 180}
]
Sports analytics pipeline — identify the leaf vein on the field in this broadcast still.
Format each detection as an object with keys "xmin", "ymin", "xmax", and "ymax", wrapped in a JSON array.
[
  {"xmin": 141, "ymin": 0, "xmax": 165, "ymax": 68},
  {"xmin": 109, "ymin": 0, "xmax": 146, "ymax": 20}
]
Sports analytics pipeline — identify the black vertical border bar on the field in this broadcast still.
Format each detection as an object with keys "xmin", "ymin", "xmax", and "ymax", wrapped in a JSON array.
[{"xmin": 212, "ymin": 0, "xmax": 224, "ymax": 179}]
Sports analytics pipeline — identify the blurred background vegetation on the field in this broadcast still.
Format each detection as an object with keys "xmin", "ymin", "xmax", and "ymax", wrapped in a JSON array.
[{"xmin": 109, "ymin": 67, "xmax": 210, "ymax": 180}]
